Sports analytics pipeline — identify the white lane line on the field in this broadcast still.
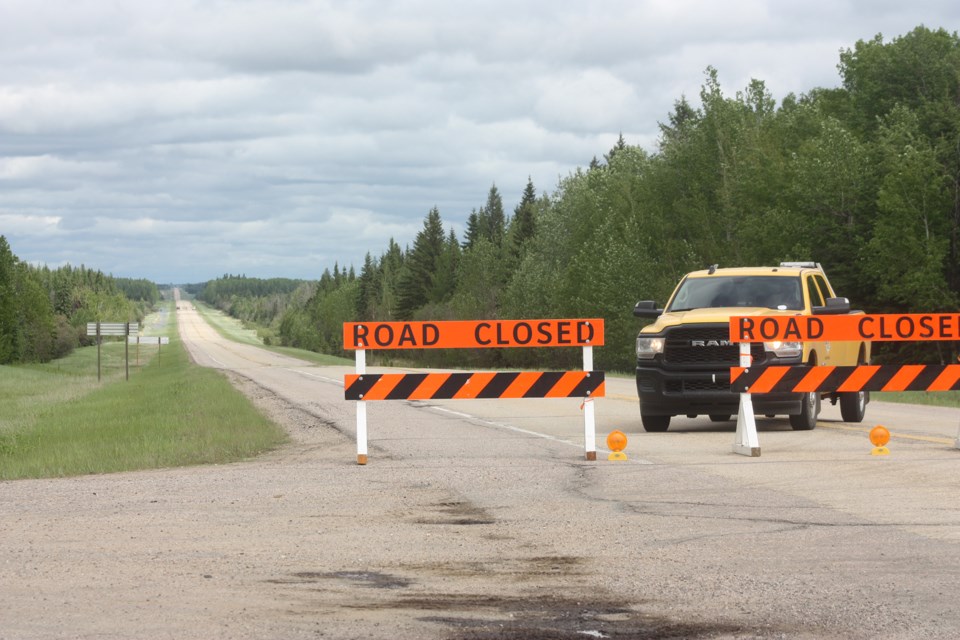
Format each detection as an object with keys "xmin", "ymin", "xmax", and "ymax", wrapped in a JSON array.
[
  {"xmin": 427, "ymin": 406, "xmax": 652, "ymax": 464},
  {"xmin": 283, "ymin": 368, "xmax": 344, "ymax": 385},
  {"xmin": 275, "ymin": 367, "xmax": 651, "ymax": 464},
  {"xmin": 206, "ymin": 354, "xmax": 229, "ymax": 368}
]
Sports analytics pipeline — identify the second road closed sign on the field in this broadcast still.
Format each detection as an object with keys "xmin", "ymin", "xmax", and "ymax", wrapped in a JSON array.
[{"xmin": 729, "ymin": 313, "xmax": 960, "ymax": 342}]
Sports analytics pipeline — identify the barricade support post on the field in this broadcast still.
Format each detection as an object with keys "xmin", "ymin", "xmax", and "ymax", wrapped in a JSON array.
[
  {"xmin": 583, "ymin": 345, "xmax": 596, "ymax": 461},
  {"xmin": 356, "ymin": 348, "xmax": 368, "ymax": 465},
  {"xmin": 733, "ymin": 342, "xmax": 761, "ymax": 457}
]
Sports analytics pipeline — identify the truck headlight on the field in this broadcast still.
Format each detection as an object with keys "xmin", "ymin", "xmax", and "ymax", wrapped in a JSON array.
[
  {"xmin": 764, "ymin": 340, "xmax": 802, "ymax": 358},
  {"xmin": 636, "ymin": 336, "xmax": 665, "ymax": 359}
]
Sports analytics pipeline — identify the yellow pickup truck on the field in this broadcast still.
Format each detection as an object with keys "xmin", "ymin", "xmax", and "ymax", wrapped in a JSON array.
[{"xmin": 632, "ymin": 263, "xmax": 870, "ymax": 432}]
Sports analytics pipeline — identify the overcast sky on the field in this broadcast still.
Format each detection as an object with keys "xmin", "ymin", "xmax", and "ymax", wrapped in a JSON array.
[{"xmin": 1, "ymin": 1, "xmax": 958, "ymax": 284}]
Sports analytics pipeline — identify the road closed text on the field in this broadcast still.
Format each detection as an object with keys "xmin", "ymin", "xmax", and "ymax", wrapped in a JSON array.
[
  {"xmin": 730, "ymin": 313, "xmax": 960, "ymax": 342},
  {"xmin": 343, "ymin": 319, "xmax": 605, "ymax": 350}
]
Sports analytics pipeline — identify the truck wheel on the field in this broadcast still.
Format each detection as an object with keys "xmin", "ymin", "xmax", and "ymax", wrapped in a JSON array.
[
  {"xmin": 708, "ymin": 414, "xmax": 731, "ymax": 422},
  {"xmin": 789, "ymin": 391, "xmax": 820, "ymax": 431},
  {"xmin": 840, "ymin": 349, "xmax": 868, "ymax": 423},
  {"xmin": 839, "ymin": 390, "xmax": 867, "ymax": 422},
  {"xmin": 641, "ymin": 414, "xmax": 670, "ymax": 432}
]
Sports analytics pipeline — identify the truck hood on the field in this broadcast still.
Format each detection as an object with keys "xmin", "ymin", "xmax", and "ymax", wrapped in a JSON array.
[{"xmin": 639, "ymin": 307, "xmax": 802, "ymax": 334}]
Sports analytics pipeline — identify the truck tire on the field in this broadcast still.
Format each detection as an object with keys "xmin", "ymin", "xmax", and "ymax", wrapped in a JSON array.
[
  {"xmin": 840, "ymin": 349, "xmax": 868, "ymax": 423},
  {"xmin": 708, "ymin": 414, "xmax": 732, "ymax": 422},
  {"xmin": 839, "ymin": 391, "xmax": 867, "ymax": 422},
  {"xmin": 789, "ymin": 391, "xmax": 820, "ymax": 431},
  {"xmin": 641, "ymin": 414, "xmax": 670, "ymax": 432}
]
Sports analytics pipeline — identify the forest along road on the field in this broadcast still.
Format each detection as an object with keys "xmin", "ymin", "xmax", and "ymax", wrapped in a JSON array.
[{"xmin": 3, "ymin": 304, "xmax": 960, "ymax": 639}]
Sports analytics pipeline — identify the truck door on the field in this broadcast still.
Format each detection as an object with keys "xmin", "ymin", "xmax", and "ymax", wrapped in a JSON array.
[
  {"xmin": 805, "ymin": 275, "xmax": 832, "ymax": 365},
  {"xmin": 813, "ymin": 273, "xmax": 855, "ymax": 364}
]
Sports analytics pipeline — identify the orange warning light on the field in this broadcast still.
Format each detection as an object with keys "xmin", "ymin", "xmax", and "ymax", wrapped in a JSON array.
[
  {"xmin": 869, "ymin": 425, "xmax": 891, "ymax": 456},
  {"xmin": 869, "ymin": 425, "xmax": 890, "ymax": 447},
  {"xmin": 607, "ymin": 430, "xmax": 627, "ymax": 451},
  {"xmin": 606, "ymin": 430, "xmax": 628, "ymax": 461}
]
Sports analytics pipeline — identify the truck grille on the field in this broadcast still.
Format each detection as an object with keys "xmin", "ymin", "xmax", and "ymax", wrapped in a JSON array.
[
  {"xmin": 665, "ymin": 379, "xmax": 730, "ymax": 393},
  {"xmin": 662, "ymin": 325, "xmax": 766, "ymax": 366}
]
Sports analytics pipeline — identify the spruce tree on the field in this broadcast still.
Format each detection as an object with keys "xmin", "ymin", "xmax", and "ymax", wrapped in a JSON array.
[
  {"xmin": 508, "ymin": 177, "xmax": 538, "ymax": 261},
  {"xmin": 394, "ymin": 207, "xmax": 446, "ymax": 319},
  {"xmin": 0, "ymin": 236, "xmax": 19, "ymax": 363},
  {"xmin": 463, "ymin": 209, "xmax": 481, "ymax": 250},
  {"xmin": 484, "ymin": 184, "xmax": 506, "ymax": 247}
]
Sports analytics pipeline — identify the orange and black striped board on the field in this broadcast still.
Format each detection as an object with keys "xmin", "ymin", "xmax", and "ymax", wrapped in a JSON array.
[
  {"xmin": 730, "ymin": 364, "xmax": 960, "ymax": 394},
  {"xmin": 345, "ymin": 371, "xmax": 605, "ymax": 401}
]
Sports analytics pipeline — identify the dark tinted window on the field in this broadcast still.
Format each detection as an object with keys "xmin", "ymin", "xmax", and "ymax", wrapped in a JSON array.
[
  {"xmin": 806, "ymin": 277, "xmax": 825, "ymax": 307},
  {"xmin": 667, "ymin": 276, "xmax": 803, "ymax": 311}
]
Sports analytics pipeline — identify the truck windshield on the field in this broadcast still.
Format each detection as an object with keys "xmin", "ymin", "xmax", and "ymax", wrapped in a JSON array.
[{"xmin": 667, "ymin": 275, "xmax": 804, "ymax": 312}]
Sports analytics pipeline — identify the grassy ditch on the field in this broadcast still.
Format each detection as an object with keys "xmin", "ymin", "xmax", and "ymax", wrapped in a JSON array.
[
  {"xmin": 0, "ymin": 304, "xmax": 287, "ymax": 480},
  {"xmin": 875, "ymin": 390, "xmax": 960, "ymax": 408}
]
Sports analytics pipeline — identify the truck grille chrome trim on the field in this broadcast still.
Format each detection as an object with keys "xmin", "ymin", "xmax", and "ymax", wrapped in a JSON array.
[{"xmin": 663, "ymin": 325, "xmax": 765, "ymax": 366}]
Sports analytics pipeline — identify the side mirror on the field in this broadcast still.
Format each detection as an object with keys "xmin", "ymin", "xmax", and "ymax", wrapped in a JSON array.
[
  {"xmin": 633, "ymin": 300, "xmax": 663, "ymax": 318},
  {"xmin": 813, "ymin": 297, "xmax": 851, "ymax": 315}
]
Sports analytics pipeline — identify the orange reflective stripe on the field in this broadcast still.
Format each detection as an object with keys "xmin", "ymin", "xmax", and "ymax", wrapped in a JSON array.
[
  {"xmin": 544, "ymin": 372, "xmax": 584, "ymax": 398},
  {"xmin": 747, "ymin": 366, "xmax": 789, "ymax": 394},
  {"xmin": 882, "ymin": 364, "xmax": 925, "ymax": 392},
  {"xmin": 408, "ymin": 373, "xmax": 451, "ymax": 400},
  {"xmin": 362, "ymin": 375, "xmax": 403, "ymax": 400},
  {"xmin": 928, "ymin": 366, "xmax": 960, "ymax": 392},
  {"xmin": 793, "ymin": 366, "xmax": 835, "ymax": 393},
  {"xmin": 836, "ymin": 365, "xmax": 880, "ymax": 392},
  {"xmin": 502, "ymin": 371, "xmax": 542, "ymax": 398},
  {"xmin": 452, "ymin": 372, "xmax": 497, "ymax": 399}
]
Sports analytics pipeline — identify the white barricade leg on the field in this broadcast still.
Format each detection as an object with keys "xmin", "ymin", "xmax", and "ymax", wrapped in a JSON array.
[
  {"xmin": 357, "ymin": 401, "xmax": 368, "ymax": 465},
  {"xmin": 356, "ymin": 349, "xmax": 368, "ymax": 465},
  {"xmin": 732, "ymin": 342, "xmax": 760, "ymax": 457},
  {"xmin": 584, "ymin": 398, "xmax": 596, "ymax": 460},
  {"xmin": 733, "ymin": 392, "xmax": 760, "ymax": 456},
  {"xmin": 583, "ymin": 345, "xmax": 597, "ymax": 460}
]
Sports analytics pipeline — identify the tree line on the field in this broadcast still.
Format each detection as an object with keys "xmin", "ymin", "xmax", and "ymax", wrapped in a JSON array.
[
  {"xmin": 186, "ymin": 26, "xmax": 960, "ymax": 370},
  {"xmin": 0, "ymin": 236, "xmax": 158, "ymax": 364},
  {"xmin": 200, "ymin": 25, "xmax": 960, "ymax": 370}
]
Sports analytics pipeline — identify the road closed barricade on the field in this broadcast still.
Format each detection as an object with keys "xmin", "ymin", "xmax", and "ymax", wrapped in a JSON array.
[
  {"xmin": 728, "ymin": 312, "xmax": 960, "ymax": 455},
  {"xmin": 342, "ymin": 319, "xmax": 605, "ymax": 464}
]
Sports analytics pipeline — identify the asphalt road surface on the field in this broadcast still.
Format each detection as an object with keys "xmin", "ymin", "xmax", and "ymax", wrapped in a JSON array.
[{"xmin": 3, "ymin": 302, "xmax": 960, "ymax": 639}]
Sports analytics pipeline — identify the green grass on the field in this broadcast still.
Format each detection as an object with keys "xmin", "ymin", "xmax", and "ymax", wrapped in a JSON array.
[
  {"xmin": 873, "ymin": 390, "xmax": 960, "ymax": 408},
  {"xmin": 0, "ymin": 303, "xmax": 287, "ymax": 480}
]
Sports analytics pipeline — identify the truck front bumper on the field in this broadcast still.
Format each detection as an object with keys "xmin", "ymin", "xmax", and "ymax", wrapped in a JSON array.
[{"xmin": 636, "ymin": 365, "xmax": 804, "ymax": 417}]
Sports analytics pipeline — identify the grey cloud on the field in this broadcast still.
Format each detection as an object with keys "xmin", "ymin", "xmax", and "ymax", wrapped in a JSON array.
[{"xmin": 2, "ymin": 0, "xmax": 960, "ymax": 282}]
